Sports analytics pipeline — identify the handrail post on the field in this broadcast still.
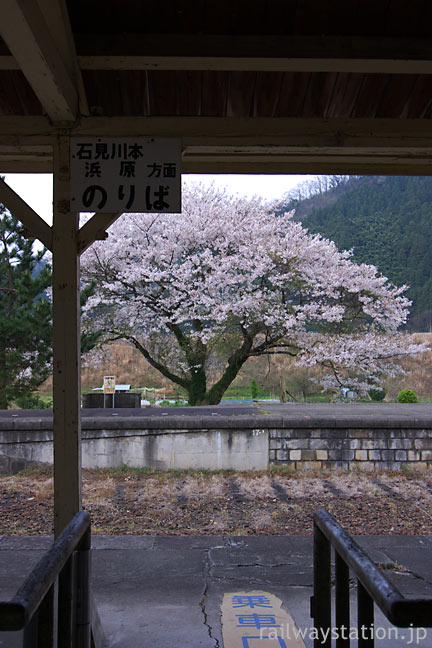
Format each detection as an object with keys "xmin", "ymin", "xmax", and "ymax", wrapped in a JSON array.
[
  {"xmin": 23, "ymin": 611, "xmax": 38, "ymax": 648},
  {"xmin": 335, "ymin": 551, "xmax": 350, "ymax": 648},
  {"xmin": 358, "ymin": 581, "xmax": 374, "ymax": 647},
  {"xmin": 75, "ymin": 524, "xmax": 91, "ymax": 648},
  {"xmin": 313, "ymin": 521, "xmax": 332, "ymax": 648},
  {"xmin": 37, "ymin": 580, "xmax": 57, "ymax": 647},
  {"xmin": 58, "ymin": 554, "xmax": 76, "ymax": 648}
]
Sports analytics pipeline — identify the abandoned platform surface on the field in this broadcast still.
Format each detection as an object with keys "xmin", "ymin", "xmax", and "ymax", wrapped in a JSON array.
[
  {"xmin": 1, "ymin": 402, "xmax": 432, "ymax": 424},
  {"xmin": 1, "ymin": 534, "xmax": 432, "ymax": 648}
]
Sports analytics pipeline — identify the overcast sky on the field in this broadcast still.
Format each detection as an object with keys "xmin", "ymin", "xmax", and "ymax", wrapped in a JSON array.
[{"xmin": 3, "ymin": 173, "xmax": 314, "ymax": 224}]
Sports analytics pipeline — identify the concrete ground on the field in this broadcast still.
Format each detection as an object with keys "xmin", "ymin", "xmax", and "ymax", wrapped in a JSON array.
[
  {"xmin": 1, "ymin": 534, "xmax": 432, "ymax": 648},
  {"xmin": 1, "ymin": 402, "xmax": 432, "ymax": 421}
]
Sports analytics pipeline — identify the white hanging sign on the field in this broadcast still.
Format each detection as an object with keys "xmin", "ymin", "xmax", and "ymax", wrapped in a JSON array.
[{"xmin": 70, "ymin": 136, "xmax": 181, "ymax": 213}]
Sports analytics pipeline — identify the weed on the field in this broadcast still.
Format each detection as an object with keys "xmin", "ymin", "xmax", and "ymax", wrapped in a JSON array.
[
  {"xmin": 16, "ymin": 466, "xmax": 52, "ymax": 478},
  {"xmin": 96, "ymin": 465, "xmax": 159, "ymax": 478},
  {"xmin": 269, "ymin": 463, "xmax": 293, "ymax": 475},
  {"xmin": 400, "ymin": 463, "xmax": 412, "ymax": 477}
]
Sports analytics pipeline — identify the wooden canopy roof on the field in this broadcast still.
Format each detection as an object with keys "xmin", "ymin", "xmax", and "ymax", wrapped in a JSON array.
[{"xmin": 1, "ymin": 0, "xmax": 432, "ymax": 175}]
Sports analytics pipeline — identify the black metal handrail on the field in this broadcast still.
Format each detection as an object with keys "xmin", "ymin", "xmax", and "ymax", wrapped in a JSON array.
[
  {"xmin": 312, "ymin": 508, "xmax": 432, "ymax": 647},
  {"xmin": 0, "ymin": 511, "xmax": 91, "ymax": 648}
]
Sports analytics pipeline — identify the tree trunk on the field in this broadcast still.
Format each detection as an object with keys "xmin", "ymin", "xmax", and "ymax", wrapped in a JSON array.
[
  {"xmin": 186, "ymin": 367, "xmax": 207, "ymax": 406},
  {"xmin": 199, "ymin": 351, "xmax": 250, "ymax": 405},
  {"xmin": 0, "ymin": 349, "xmax": 9, "ymax": 409}
]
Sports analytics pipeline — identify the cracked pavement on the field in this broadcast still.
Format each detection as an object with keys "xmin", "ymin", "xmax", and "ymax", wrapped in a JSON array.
[{"xmin": 2, "ymin": 535, "xmax": 432, "ymax": 647}]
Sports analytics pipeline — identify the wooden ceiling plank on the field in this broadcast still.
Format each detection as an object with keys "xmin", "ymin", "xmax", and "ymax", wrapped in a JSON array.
[
  {"xmin": 174, "ymin": 0, "xmax": 206, "ymax": 34},
  {"xmin": 261, "ymin": 0, "xmax": 299, "ymax": 35},
  {"xmin": 406, "ymin": 76, "xmax": 432, "ymax": 119},
  {"xmin": 147, "ymin": 71, "xmax": 178, "ymax": 116},
  {"xmin": 227, "ymin": 0, "xmax": 268, "ymax": 35},
  {"xmin": 293, "ymin": 0, "xmax": 328, "ymax": 35},
  {"xmin": 326, "ymin": 73, "xmax": 365, "ymax": 119},
  {"xmin": 0, "ymin": 0, "xmax": 79, "ymax": 122},
  {"xmin": 275, "ymin": 72, "xmax": 312, "ymax": 117},
  {"xmin": 354, "ymin": 0, "xmax": 390, "ymax": 36},
  {"xmin": 0, "ymin": 72, "xmax": 25, "ymax": 115},
  {"xmin": 175, "ymin": 71, "xmax": 202, "ymax": 116},
  {"xmin": 252, "ymin": 72, "xmax": 284, "ymax": 118},
  {"xmin": 8, "ymin": 70, "xmax": 45, "ymax": 116},
  {"xmin": 117, "ymin": 71, "xmax": 151, "ymax": 117},
  {"xmin": 351, "ymin": 74, "xmax": 389, "ymax": 118},
  {"xmin": 201, "ymin": 72, "xmax": 229, "ymax": 117},
  {"xmin": 375, "ymin": 75, "xmax": 419, "ymax": 119},
  {"xmin": 384, "ymin": 0, "xmax": 428, "ymax": 37},
  {"xmin": 302, "ymin": 72, "xmax": 339, "ymax": 119},
  {"xmin": 226, "ymin": 72, "xmax": 257, "ymax": 118},
  {"xmin": 0, "ymin": 177, "xmax": 52, "ymax": 248}
]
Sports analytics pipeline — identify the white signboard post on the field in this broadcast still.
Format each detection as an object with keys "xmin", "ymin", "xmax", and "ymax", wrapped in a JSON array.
[
  {"xmin": 70, "ymin": 137, "xmax": 181, "ymax": 213},
  {"xmin": 103, "ymin": 375, "xmax": 116, "ymax": 409}
]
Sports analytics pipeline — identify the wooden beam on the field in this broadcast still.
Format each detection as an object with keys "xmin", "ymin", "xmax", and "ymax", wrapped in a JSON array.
[
  {"xmin": 0, "ymin": 143, "xmax": 52, "ymax": 172},
  {"xmin": 52, "ymin": 134, "xmax": 81, "ymax": 537},
  {"xmin": 181, "ymin": 160, "xmax": 432, "ymax": 176},
  {"xmin": 0, "ymin": 0, "xmax": 79, "ymax": 122},
  {"xmin": 2, "ymin": 116, "xmax": 432, "ymax": 175},
  {"xmin": 77, "ymin": 55, "xmax": 432, "ymax": 75},
  {"xmin": 3, "ymin": 34, "xmax": 432, "ymax": 73},
  {"xmin": 73, "ymin": 117, "xmax": 432, "ymax": 148},
  {"xmin": 0, "ymin": 161, "xmax": 52, "ymax": 172},
  {"xmin": 37, "ymin": 0, "xmax": 89, "ymax": 115},
  {"xmin": 77, "ymin": 212, "xmax": 122, "ymax": 254},
  {"xmin": 2, "ymin": 116, "xmax": 432, "ymax": 149},
  {"xmin": 73, "ymin": 34, "xmax": 432, "ymax": 75},
  {"xmin": 0, "ymin": 116, "xmax": 53, "ymax": 138},
  {"xmin": 0, "ymin": 178, "xmax": 52, "ymax": 248},
  {"xmin": 4, "ymin": 158, "xmax": 432, "ymax": 175},
  {"xmin": 1, "ymin": 55, "xmax": 432, "ymax": 74}
]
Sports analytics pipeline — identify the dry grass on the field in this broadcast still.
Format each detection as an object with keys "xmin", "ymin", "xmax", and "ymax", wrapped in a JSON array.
[
  {"xmin": 384, "ymin": 332, "xmax": 432, "ymax": 400},
  {"xmin": 2, "ymin": 467, "xmax": 432, "ymax": 536},
  {"xmin": 41, "ymin": 342, "xmax": 179, "ymax": 394},
  {"xmin": 38, "ymin": 333, "xmax": 432, "ymax": 401}
]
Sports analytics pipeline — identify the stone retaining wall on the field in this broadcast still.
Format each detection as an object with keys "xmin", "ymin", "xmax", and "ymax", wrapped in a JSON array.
[
  {"xmin": 1, "ymin": 411, "xmax": 432, "ymax": 472},
  {"xmin": 0, "ymin": 422, "xmax": 269, "ymax": 473},
  {"xmin": 269, "ymin": 427, "xmax": 432, "ymax": 471}
]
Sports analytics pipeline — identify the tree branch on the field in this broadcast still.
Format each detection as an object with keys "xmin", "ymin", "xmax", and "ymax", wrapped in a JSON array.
[{"xmin": 125, "ymin": 336, "xmax": 189, "ymax": 389}]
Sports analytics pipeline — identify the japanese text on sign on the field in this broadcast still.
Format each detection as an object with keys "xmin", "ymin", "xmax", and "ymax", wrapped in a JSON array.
[
  {"xmin": 103, "ymin": 376, "xmax": 116, "ymax": 395},
  {"xmin": 70, "ymin": 137, "xmax": 181, "ymax": 213},
  {"xmin": 221, "ymin": 591, "xmax": 305, "ymax": 648}
]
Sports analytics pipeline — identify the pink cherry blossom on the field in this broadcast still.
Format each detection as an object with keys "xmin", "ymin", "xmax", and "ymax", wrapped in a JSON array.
[{"xmin": 81, "ymin": 184, "xmax": 427, "ymax": 404}]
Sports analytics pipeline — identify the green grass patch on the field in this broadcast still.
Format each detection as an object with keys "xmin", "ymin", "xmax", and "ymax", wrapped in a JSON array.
[{"xmin": 222, "ymin": 384, "xmax": 273, "ymax": 400}]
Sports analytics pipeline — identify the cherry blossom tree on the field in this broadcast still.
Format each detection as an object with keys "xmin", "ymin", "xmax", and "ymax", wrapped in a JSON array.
[{"xmin": 81, "ymin": 184, "xmax": 426, "ymax": 405}]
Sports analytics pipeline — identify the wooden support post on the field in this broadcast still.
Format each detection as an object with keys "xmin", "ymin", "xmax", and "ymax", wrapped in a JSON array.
[{"xmin": 52, "ymin": 134, "xmax": 81, "ymax": 537}]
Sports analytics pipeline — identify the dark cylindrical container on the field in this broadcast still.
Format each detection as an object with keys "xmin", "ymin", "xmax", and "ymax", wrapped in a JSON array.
[{"xmin": 82, "ymin": 392, "xmax": 140, "ymax": 408}]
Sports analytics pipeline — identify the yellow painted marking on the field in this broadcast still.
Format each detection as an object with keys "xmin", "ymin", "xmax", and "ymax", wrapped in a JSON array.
[{"xmin": 221, "ymin": 591, "xmax": 306, "ymax": 648}]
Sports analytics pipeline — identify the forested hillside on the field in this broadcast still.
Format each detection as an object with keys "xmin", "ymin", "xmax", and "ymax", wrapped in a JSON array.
[{"xmin": 277, "ymin": 176, "xmax": 432, "ymax": 329}]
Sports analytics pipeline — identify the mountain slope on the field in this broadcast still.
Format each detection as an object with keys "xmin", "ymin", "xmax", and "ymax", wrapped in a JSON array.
[{"xmin": 277, "ymin": 176, "xmax": 432, "ymax": 328}]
